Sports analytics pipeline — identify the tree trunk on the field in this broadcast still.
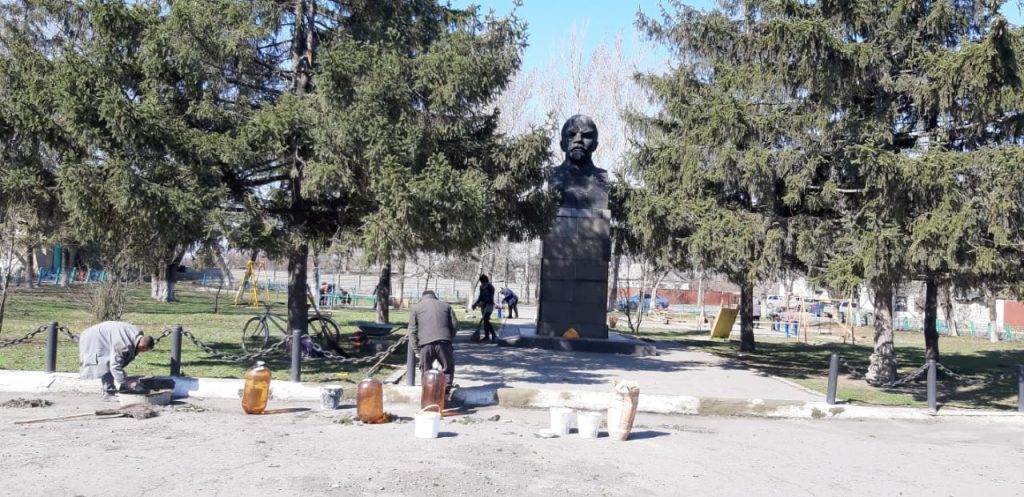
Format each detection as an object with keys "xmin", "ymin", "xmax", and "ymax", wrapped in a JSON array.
[
  {"xmin": 25, "ymin": 243, "xmax": 36, "ymax": 288},
  {"xmin": 940, "ymin": 283, "xmax": 957, "ymax": 337},
  {"xmin": 923, "ymin": 276, "xmax": 940, "ymax": 363},
  {"xmin": 284, "ymin": 0, "xmax": 316, "ymax": 336},
  {"xmin": 866, "ymin": 282, "xmax": 898, "ymax": 385},
  {"xmin": 739, "ymin": 281, "xmax": 755, "ymax": 352},
  {"xmin": 524, "ymin": 247, "xmax": 532, "ymax": 305},
  {"xmin": 697, "ymin": 266, "xmax": 706, "ymax": 325},
  {"xmin": 0, "ymin": 271, "xmax": 9, "ymax": 335},
  {"xmin": 151, "ymin": 249, "xmax": 184, "ymax": 303},
  {"xmin": 287, "ymin": 243, "xmax": 309, "ymax": 335},
  {"xmin": 987, "ymin": 287, "xmax": 999, "ymax": 342},
  {"xmin": 423, "ymin": 254, "xmax": 432, "ymax": 299},
  {"xmin": 502, "ymin": 238, "xmax": 510, "ymax": 287},
  {"xmin": 58, "ymin": 247, "xmax": 72, "ymax": 287},
  {"xmin": 375, "ymin": 259, "xmax": 391, "ymax": 324},
  {"xmin": 396, "ymin": 258, "xmax": 406, "ymax": 309},
  {"xmin": 214, "ymin": 246, "xmax": 235, "ymax": 290}
]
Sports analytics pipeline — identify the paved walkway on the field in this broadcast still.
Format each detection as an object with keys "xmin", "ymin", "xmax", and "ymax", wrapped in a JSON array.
[{"xmin": 409, "ymin": 312, "xmax": 820, "ymax": 402}]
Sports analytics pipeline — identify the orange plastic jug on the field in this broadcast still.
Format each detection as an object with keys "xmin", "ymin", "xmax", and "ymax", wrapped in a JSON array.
[
  {"xmin": 241, "ymin": 361, "xmax": 271, "ymax": 414},
  {"xmin": 356, "ymin": 378, "xmax": 386, "ymax": 423},
  {"xmin": 420, "ymin": 369, "xmax": 447, "ymax": 411}
]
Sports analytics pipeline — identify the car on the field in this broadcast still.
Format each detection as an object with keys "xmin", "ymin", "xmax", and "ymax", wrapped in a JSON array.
[{"xmin": 619, "ymin": 293, "xmax": 670, "ymax": 312}]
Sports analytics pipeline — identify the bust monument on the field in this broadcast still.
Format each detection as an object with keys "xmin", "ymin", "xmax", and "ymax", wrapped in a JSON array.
[
  {"xmin": 549, "ymin": 115, "xmax": 609, "ymax": 210},
  {"xmin": 536, "ymin": 115, "xmax": 612, "ymax": 339}
]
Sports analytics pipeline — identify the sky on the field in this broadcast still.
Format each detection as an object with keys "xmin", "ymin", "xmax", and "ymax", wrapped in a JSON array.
[{"xmin": 451, "ymin": 0, "xmax": 1024, "ymax": 74}]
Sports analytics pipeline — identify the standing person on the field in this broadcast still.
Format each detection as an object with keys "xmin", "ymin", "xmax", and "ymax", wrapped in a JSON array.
[
  {"xmin": 471, "ymin": 274, "xmax": 496, "ymax": 341},
  {"xmin": 78, "ymin": 321, "xmax": 154, "ymax": 400},
  {"xmin": 408, "ymin": 290, "xmax": 459, "ymax": 393},
  {"xmin": 500, "ymin": 287, "xmax": 519, "ymax": 319}
]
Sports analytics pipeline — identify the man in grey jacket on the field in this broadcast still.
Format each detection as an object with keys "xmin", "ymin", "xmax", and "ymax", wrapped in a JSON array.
[
  {"xmin": 408, "ymin": 290, "xmax": 458, "ymax": 391},
  {"xmin": 78, "ymin": 321, "xmax": 154, "ymax": 399}
]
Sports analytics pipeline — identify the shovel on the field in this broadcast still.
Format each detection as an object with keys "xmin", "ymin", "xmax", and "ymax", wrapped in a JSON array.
[{"xmin": 14, "ymin": 404, "xmax": 158, "ymax": 425}]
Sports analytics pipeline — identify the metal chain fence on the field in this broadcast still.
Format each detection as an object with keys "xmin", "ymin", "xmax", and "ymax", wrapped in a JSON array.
[
  {"xmin": 167, "ymin": 326, "xmax": 409, "ymax": 367},
  {"xmin": 0, "ymin": 324, "xmax": 49, "ymax": 348},
  {"xmin": 840, "ymin": 358, "xmax": 1010, "ymax": 388}
]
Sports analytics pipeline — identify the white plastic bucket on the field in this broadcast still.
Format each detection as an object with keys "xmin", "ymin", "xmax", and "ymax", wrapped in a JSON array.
[
  {"xmin": 319, "ymin": 385, "xmax": 343, "ymax": 410},
  {"xmin": 549, "ymin": 407, "xmax": 574, "ymax": 436},
  {"xmin": 415, "ymin": 405, "xmax": 441, "ymax": 439},
  {"xmin": 576, "ymin": 412, "xmax": 602, "ymax": 439}
]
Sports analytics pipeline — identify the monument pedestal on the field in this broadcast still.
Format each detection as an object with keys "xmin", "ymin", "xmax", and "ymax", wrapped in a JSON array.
[{"xmin": 536, "ymin": 207, "xmax": 611, "ymax": 339}]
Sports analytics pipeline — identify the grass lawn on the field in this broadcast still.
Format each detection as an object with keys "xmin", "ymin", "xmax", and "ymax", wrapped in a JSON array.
[
  {"xmin": 0, "ymin": 283, "xmax": 477, "ymax": 386},
  {"xmin": 623, "ymin": 315, "xmax": 1024, "ymax": 411}
]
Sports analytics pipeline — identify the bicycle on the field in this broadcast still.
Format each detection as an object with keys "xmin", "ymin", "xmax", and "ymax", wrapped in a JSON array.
[{"xmin": 240, "ymin": 302, "xmax": 345, "ymax": 355}]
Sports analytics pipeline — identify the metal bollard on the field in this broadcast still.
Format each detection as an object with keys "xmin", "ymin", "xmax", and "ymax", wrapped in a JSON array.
[
  {"xmin": 291, "ymin": 329, "xmax": 302, "ymax": 383},
  {"xmin": 927, "ymin": 360, "xmax": 937, "ymax": 413},
  {"xmin": 406, "ymin": 337, "xmax": 416, "ymax": 386},
  {"xmin": 1017, "ymin": 365, "xmax": 1023, "ymax": 414},
  {"xmin": 170, "ymin": 325, "xmax": 183, "ymax": 376},
  {"xmin": 826, "ymin": 352, "xmax": 840, "ymax": 405},
  {"xmin": 44, "ymin": 321, "xmax": 58, "ymax": 373}
]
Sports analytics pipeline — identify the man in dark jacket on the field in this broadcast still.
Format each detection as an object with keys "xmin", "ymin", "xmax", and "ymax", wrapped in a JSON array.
[
  {"xmin": 471, "ymin": 274, "xmax": 496, "ymax": 341},
  {"xmin": 409, "ymin": 290, "xmax": 459, "ymax": 390}
]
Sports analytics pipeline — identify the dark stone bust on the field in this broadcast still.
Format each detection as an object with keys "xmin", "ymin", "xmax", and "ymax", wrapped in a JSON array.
[{"xmin": 549, "ymin": 115, "xmax": 608, "ymax": 210}]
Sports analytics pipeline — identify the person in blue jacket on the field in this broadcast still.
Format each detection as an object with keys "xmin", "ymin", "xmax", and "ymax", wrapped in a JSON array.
[{"xmin": 500, "ymin": 287, "xmax": 519, "ymax": 319}]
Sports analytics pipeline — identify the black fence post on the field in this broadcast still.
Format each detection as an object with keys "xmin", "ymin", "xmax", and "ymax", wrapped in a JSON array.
[
  {"xmin": 826, "ymin": 352, "xmax": 840, "ymax": 405},
  {"xmin": 44, "ymin": 321, "xmax": 58, "ymax": 373},
  {"xmin": 170, "ymin": 325, "xmax": 183, "ymax": 376},
  {"xmin": 927, "ymin": 360, "xmax": 937, "ymax": 413},
  {"xmin": 291, "ymin": 329, "xmax": 302, "ymax": 383},
  {"xmin": 406, "ymin": 337, "xmax": 416, "ymax": 386}
]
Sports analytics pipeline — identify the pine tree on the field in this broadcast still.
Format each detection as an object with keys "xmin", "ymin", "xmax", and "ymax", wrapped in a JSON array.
[
  {"xmin": 633, "ymin": 1, "xmax": 1024, "ymax": 381},
  {"xmin": 15, "ymin": 1, "xmax": 552, "ymax": 329}
]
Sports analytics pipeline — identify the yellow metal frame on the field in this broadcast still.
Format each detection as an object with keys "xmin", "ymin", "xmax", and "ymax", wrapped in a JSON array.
[{"xmin": 233, "ymin": 260, "xmax": 264, "ymax": 307}]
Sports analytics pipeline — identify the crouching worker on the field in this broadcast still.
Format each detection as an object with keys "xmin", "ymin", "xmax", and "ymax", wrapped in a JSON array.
[
  {"xmin": 409, "ymin": 290, "xmax": 458, "ymax": 395},
  {"xmin": 78, "ymin": 321, "xmax": 154, "ymax": 400}
]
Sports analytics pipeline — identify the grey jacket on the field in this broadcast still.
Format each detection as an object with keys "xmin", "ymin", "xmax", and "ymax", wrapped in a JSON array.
[
  {"xmin": 408, "ymin": 292, "xmax": 458, "ymax": 349},
  {"xmin": 78, "ymin": 321, "xmax": 142, "ymax": 386}
]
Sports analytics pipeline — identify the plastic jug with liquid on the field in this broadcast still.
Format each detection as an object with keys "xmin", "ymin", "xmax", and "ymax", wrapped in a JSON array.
[
  {"xmin": 241, "ymin": 361, "xmax": 271, "ymax": 414},
  {"xmin": 356, "ymin": 378, "xmax": 385, "ymax": 423},
  {"xmin": 420, "ymin": 369, "xmax": 447, "ymax": 411}
]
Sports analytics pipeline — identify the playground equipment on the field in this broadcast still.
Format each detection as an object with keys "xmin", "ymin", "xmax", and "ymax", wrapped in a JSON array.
[{"xmin": 233, "ymin": 259, "xmax": 268, "ymax": 307}]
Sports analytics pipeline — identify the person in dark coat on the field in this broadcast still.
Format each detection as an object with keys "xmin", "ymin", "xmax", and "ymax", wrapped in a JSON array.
[
  {"xmin": 408, "ymin": 290, "xmax": 459, "ymax": 391},
  {"xmin": 500, "ymin": 287, "xmax": 519, "ymax": 319},
  {"xmin": 78, "ymin": 321, "xmax": 154, "ymax": 399},
  {"xmin": 471, "ymin": 274, "xmax": 496, "ymax": 341}
]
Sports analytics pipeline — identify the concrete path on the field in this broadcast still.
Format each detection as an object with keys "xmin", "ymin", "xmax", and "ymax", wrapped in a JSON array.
[{"xmin": 401, "ymin": 308, "xmax": 821, "ymax": 405}]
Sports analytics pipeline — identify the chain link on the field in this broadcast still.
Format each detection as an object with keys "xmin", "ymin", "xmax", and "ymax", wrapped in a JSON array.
[
  {"xmin": 0, "ymin": 325, "xmax": 49, "ymax": 348},
  {"xmin": 839, "ymin": 359, "xmax": 1010, "ymax": 388},
  {"xmin": 307, "ymin": 332, "xmax": 409, "ymax": 366},
  {"xmin": 151, "ymin": 327, "xmax": 175, "ymax": 346},
  {"xmin": 934, "ymin": 363, "xmax": 1008, "ymax": 386},
  {"xmin": 57, "ymin": 324, "xmax": 78, "ymax": 343},
  {"xmin": 180, "ymin": 329, "xmax": 290, "ymax": 362}
]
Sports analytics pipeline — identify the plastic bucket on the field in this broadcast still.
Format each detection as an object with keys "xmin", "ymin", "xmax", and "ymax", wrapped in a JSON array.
[
  {"xmin": 319, "ymin": 385, "xmax": 343, "ymax": 410},
  {"xmin": 550, "ymin": 407, "xmax": 574, "ymax": 436},
  {"xmin": 577, "ymin": 412, "xmax": 602, "ymax": 439},
  {"xmin": 415, "ymin": 405, "xmax": 441, "ymax": 439}
]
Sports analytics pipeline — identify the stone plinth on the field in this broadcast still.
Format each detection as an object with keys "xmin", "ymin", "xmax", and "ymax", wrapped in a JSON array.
[{"xmin": 536, "ymin": 207, "xmax": 611, "ymax": 339}]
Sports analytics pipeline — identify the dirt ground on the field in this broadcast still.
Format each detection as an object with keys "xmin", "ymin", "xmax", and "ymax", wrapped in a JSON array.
[{"xmin": 1, "ymin": 392, "xmax": 1022, "ymax": 497}]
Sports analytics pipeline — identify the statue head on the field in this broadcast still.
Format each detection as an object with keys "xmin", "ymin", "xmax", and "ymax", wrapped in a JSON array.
[{"xmin": 559, "ymin": 115, "xmax": 599, "ymax": 166}]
